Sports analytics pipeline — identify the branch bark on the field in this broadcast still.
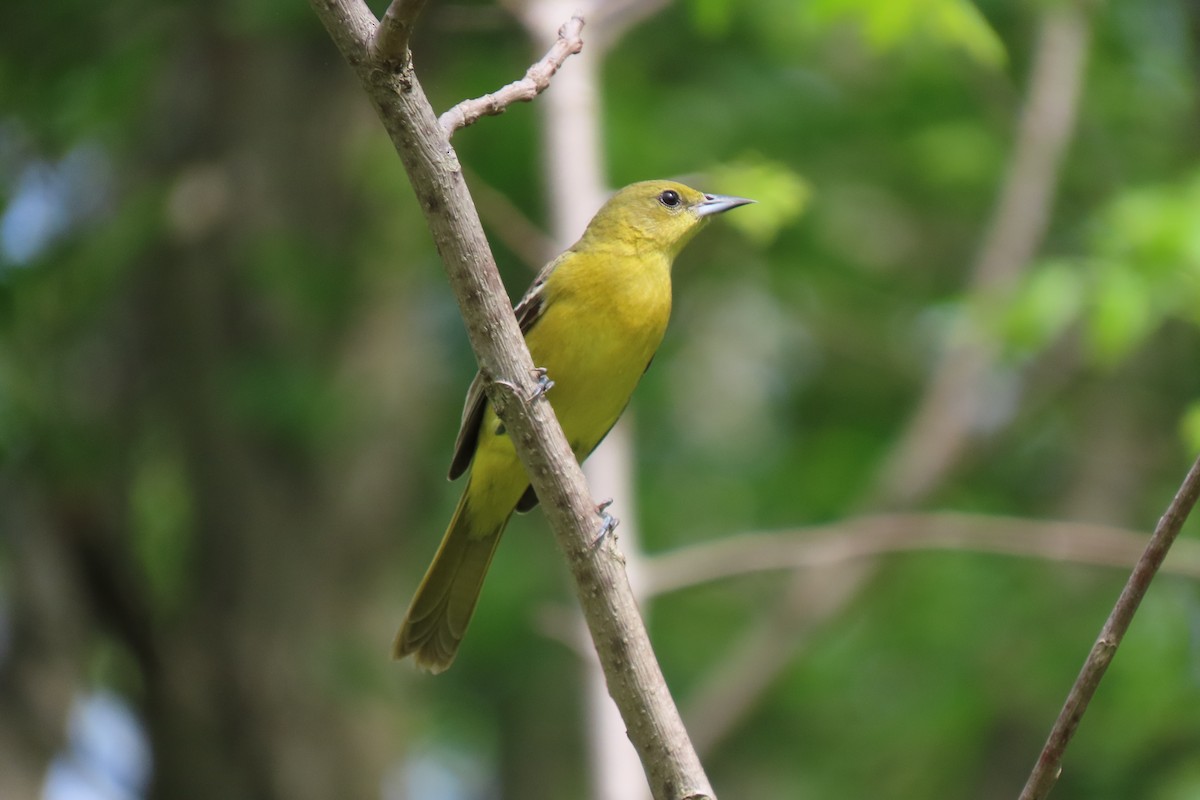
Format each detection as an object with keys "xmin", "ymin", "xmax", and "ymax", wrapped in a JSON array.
[
  {"xmin": 306, "ymin": 3, "xmax": 713, "ymax": 797},
  {"xmin": 1019, "ymin": 453, "xmax": 1200, "ymax": 800}
]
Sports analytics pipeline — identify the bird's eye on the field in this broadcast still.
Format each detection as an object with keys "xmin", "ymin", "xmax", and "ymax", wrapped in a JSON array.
[{"xmin": 658, "ymin": 189, "xmax": 681, "ymax": 208}]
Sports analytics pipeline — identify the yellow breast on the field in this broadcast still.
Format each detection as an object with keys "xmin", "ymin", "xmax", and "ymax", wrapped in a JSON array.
[
  {"xmin": 464, "ymin": 246, "xmax": 673, "ymax": 519},
  {"xmin": 527, "ymin": 247, "xmax": 672, "ymax": 457}
]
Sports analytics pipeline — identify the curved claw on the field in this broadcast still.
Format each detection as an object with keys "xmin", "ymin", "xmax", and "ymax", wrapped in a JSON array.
[
  {"xmin": 592, "ymin": 498, "xmax": 619, "ymax": 547},
  {"xmin": 528, "ymin": 366, "xmax": 555, "ymax": 401}
]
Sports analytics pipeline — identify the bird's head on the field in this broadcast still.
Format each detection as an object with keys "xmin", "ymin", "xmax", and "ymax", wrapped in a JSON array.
[{"xmin": 579, "ymin": 180, "xmax": 754, "ymax": 259}]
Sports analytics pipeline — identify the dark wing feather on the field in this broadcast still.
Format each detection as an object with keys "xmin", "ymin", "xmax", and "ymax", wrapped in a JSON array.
[
  {"xmin": 447, "ymin": 256, "xmax": 561, "ymax": 480},
  {"xmin": 515, "ymin": 485, "xmax": 539, "ymax": 512},
  {"xmin": 448, "ymin": 372, "xmax": 487, "ymax": 479}
]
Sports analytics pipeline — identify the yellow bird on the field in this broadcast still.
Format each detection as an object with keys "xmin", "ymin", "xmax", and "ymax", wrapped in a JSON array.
[{"xmin": 395, "ymin": 180, "xmax": 753, "ymax": 672}]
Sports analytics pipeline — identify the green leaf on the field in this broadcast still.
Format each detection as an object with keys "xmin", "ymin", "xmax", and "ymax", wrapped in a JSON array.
[
  {"xmin": 706, "ymin": 155, "xmax": 812, "ymax": 246},
  {"xmin": 1180, "ymin": 401, "xmax": 1200, "ymax": 455},
  {"xmin": 805, "ymin": 0, "xmax": 1006, "ymax": 66},
  {"xmin": 1085, "ymin": 261, "xmax": 1154, "ymax": 367},
  {"xmin": 907, "ymin": 121, "xmax": 1004, "ymax": 189},
  {"xmin": 130, "ymin": 432, "xmax": 194, "ymax": 615},
  {"xmin": 994, "ymin": 259, "xmax": 1084, "ymax": 355},
  {"xmin": 930, "ymin": 0, "xmax": 1007, "ymax": 67},
  {"xmin": 687, "ymin": 0, "xmax": 736, "ymax": 37}
]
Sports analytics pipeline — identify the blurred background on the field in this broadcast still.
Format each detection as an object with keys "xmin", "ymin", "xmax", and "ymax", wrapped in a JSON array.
[{"xmin": 3, "ymin": 0, "xmax": 1200, "ymax": 797}]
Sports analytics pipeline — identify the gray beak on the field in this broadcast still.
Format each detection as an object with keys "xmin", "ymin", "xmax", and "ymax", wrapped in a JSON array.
[{"xmin": 696, "ymin": 192, "xmax": 755, "ymax": 217}]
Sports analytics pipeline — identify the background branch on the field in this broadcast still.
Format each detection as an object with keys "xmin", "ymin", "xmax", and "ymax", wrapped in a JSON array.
[
  {"xmin": 1019, "ymin": 453, "xmax": 1200, "ymax": 799},
  {"xmin": 307, "ymin": 3, "xmax": 713, "ymax": 798},
  {"xmin": 642, "ymin": 512, "xmax": 1200, "ymax": 596},
  {"xmin": 669, "ymin": 2, "xmax": 1094, "ymax": 755},
  {"xmin": 684, "ymin": 562, "xmax": 871, "ymax": 757},
  {"xmin": 868, "ymin": 3, "xmax": 1092, "ymax": 508},
  {"xmin": 658, "ymin": 510, "xmax": 1200, "ymax": 756},
  {"xmin": 465, "ymin": 164, "xmax": 558, "ymax": 270}
]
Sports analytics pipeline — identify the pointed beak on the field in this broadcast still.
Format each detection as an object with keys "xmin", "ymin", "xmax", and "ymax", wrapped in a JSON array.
[{"xmin": 696, "ymin": 193, "xmax": 755, "ymax": 217}]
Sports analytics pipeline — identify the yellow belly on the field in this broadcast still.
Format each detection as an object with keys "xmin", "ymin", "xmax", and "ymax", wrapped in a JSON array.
[{"xmin": 465, "ymin": 248, "xmax": 673, "ymax": 527}]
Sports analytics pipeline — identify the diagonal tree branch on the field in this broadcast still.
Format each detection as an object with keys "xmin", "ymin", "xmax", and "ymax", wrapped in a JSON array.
[
  {"xmin": 307, "ymin": 3, "xmax": 713, "ymax": 798},
  {"xmin": 1019, "ymin": 453, "xmax": 1200, "ymax": 800},
  {"xmin": 439, "ymin": 15, "xmax": 584, "ymax": 136}
]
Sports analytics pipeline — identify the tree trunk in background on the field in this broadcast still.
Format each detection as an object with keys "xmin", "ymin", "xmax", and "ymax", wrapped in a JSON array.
[
  {"xmin": 520, "ymin": 2, "xmax": 660, "ymax": 797},
  {"xmin": 0, "ymin": 19, "xmax": 420, "ymax": 800}
]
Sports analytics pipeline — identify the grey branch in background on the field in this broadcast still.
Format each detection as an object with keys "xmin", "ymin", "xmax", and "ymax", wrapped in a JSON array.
[
  {"xmin": 670, "ymin": 2, "xmax": 1094, "ymax": 756},
  {"xmin": 868, "ymin": 3, "xmax": 1092, "ymax": 508}
]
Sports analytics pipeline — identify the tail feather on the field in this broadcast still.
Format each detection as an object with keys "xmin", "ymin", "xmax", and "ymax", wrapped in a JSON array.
[{"xmin": 393, "ymin": 489, "xmax": 509, "ymax": 673}]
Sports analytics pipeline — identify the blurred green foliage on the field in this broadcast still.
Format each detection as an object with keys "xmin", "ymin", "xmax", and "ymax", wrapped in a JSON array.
[{"xmin": 2, "ymin": 0, "xmax": 1200, "ymax": 798}]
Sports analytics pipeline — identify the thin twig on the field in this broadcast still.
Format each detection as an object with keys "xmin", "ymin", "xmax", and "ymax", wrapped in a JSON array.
[
  {"xmin": 642, "ymin": 512, "xmax": 1200, "ymax": 596},
  {"xmin": 1019, "ymin": 454, "xmax": 1200, "ymax": 800},
  {"xmin": 439, "ymin": 15, "xmax": 585, "ymax": 136},
  {"xmin": 307, "ymin": 2, "xmax": 713, "ymax": 797},
  {"xmin": 372, "ymin": 0, "xmax": 429, "ymax": 64}
]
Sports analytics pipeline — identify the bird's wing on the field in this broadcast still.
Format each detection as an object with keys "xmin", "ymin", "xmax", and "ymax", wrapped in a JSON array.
[
  {"xmin": 447, "ymin": 254, "xmax": 562, "ymax": 480},
  {"xmin": 447, "ymin": 372, "xmax": 487, "ymax": 480}
]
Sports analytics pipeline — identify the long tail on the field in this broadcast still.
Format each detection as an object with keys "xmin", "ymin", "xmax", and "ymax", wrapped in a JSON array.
[{"xmin": 393, "ymin": 484, "xmax": 510, "ymax": 673}]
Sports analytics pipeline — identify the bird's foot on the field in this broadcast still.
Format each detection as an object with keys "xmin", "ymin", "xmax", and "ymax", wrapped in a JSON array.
[
  {"xmin": 591, "ymin": 498, "xmax": 619, "ymax": 547},
  {"xmin": 527, "ymin": 366, "xmax": 555, "ymax": 401}
]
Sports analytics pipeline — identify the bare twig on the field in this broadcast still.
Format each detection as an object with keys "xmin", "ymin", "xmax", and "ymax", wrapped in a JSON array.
[
  {"xmin": 372, "ymin": 0, "xmax": 429, "ymax": 64},
  {"xmin": 1019, "ymin": 454, "xmax": 1200, "ymax": 800},
  {"xmin": 642, "ymin": 512, "xmax": 1200, "ymax": 596},
  {"xmin": 307, "ymin": 2, "xmax": 712, "ymax": 797},
  {"xmin": 439, "ymin": 15, "xmax": 585, "ymax": 136},
  {"xmin": 868, "ymin": 4, "xmax": 1091, "ymax": 508}
]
